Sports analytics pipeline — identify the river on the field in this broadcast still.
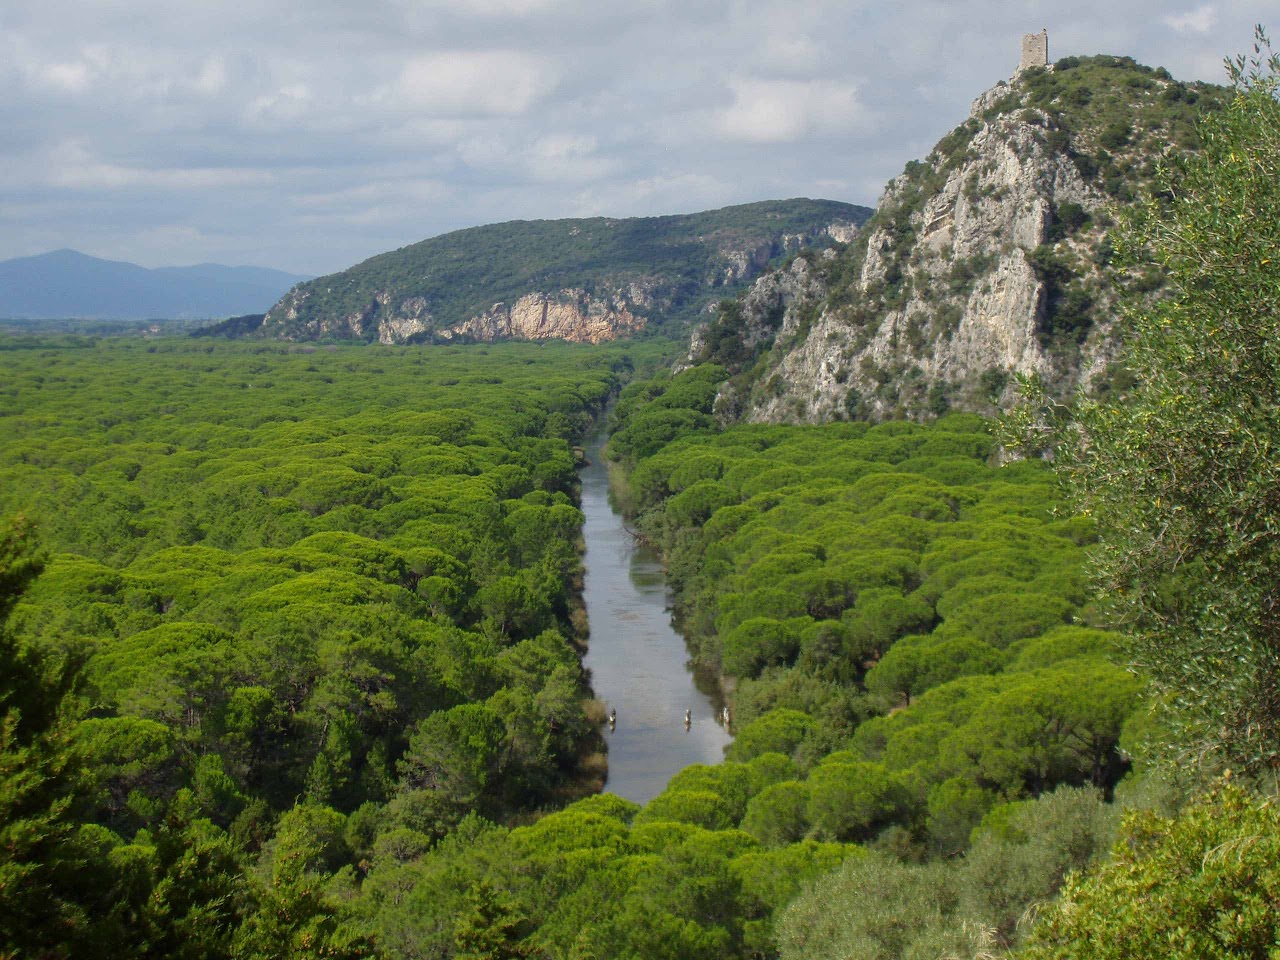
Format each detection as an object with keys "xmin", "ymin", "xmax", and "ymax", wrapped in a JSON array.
[{"xmin": 580, "ymin": 422, "xmax": 732, "ymax": 805}]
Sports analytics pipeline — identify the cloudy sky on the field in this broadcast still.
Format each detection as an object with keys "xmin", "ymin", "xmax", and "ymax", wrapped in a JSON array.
[{"xmin": 0, "ymin": 1, "xmax": 1271, "ymax": 275}]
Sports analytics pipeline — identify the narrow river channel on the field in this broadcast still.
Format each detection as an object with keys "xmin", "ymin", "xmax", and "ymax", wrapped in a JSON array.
[{"xmin": 580, "ymin": 422, "xmax": 732, "ymax": 805}]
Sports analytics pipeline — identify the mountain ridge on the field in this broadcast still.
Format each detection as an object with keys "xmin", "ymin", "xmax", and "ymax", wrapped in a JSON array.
[
  {"xmin": 0, "ymin": 249, "xmax": 311, "ymax": 321},
  {"xmin": 253, "ymin": 199, "xmax": 871, "ymax": 344}
]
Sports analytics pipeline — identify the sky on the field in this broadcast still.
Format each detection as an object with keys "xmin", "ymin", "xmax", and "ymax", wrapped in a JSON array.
[{"xmin": 0, "ymin": 1, "xmax": 1271, "ymax": 276}]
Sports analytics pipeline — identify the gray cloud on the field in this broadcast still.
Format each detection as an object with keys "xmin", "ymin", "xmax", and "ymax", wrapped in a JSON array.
[{"xmin": 0, "ymin": 0, "xmax": 1272, "ymax": 274}]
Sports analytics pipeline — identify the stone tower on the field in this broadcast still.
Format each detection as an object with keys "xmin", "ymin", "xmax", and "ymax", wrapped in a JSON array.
[{"xmin": 1019, "ymin": 29, "xmax": 1049, "ymax": 72}]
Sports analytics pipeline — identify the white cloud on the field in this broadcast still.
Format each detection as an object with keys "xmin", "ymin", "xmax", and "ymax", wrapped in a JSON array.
[
  {"xmin": 155, "ymin": 168, "xmax": 275, "ymax": 189},
  {"xmin": 397, "ymin": 51, "xmax": 559, "ymax": 116},
  {"xmin": 247, "ymin": 83, "xmax": 314, "ymax": 124},
  {"xmin": 570, "ymin": 172, "xmax": 733, "ymax": 218},
  {"xmin": 42, "ymin": 61, "xmax": 92, "ymax": 93},
  {"xmin": 759, "ymin": 34, "xmax": 822, "ymax": 67},
  {"xmin": 43, "ymin": 140, "xmax": 143, "ymax": 189},
  {"xmin": 194, "ymin": 57, "xmax": 229, "ymax": 96},
  {"xmin": 716, "ymin": 77, "xmax": 862, "ymax": 143},
  {"xmin": 400, "ymin": 0, "xmax": 563, "ymax": 16},
  {"xmin": 294, "ymin": 178, "xmax": 450, "ymax": 210},
  {"xmin": 295, "ymin": 200, "xmax": 447, "ymax": 230},
  {"xmin": 17, "ymin": 40, "xmax": 237, "ymax": 104},
  {"xmin": 454, "ymin": 131, "xmax": 611, "ymax": 183},
  {"xmin": 529, "ymin": 134, "xmax": 612, "ymax": 181},
  {"xmin": 45, "ymin": 140, "xmax": 272, "ymax": 191},
  {"xmin": 1164, "ymin": 4, "xmax": 1217, "ymax": 34},
  {"xmin": 384, "ymin": 118, "xmax": 471, "ymax": 147}
]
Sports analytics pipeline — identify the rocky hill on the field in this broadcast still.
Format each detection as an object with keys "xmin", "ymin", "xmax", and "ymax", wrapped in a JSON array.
[
  {"xmin": 245, "ymin": 200, "xmax": 869, "ymax": 345},
  {"xmin": 688, "ymin": 56, "xmax": 1228, "ymax": 422}
]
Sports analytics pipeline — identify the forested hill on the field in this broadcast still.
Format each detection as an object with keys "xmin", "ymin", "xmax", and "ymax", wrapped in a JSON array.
[
  {"xmin": 240, "ymin": 199, "xmax": 869, "ymax": 345},
  {"xmin": 686, "ymin": 56, "xmax": 1229, "ymax": 423}
]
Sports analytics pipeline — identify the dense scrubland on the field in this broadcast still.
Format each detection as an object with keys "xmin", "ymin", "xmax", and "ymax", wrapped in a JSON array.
[
  {"xmin": 604, "ymin": 366, "xmax": 1144, "ymax": 957},
  {"xmin": 0, "ymin": 339, "xmax": 1146, "ymax": 959},
  {"xmin": 0, "ymin": 339, "xmax": 641, "ymax": 956}
]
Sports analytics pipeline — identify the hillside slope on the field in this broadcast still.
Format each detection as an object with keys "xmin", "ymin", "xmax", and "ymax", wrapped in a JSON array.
[
  {"xmin": 688, "ymin": 57, "xmax": 1227, "ymax": 422},
  {"xmin": 255, "ymin": 200, "xmax": 869, "ymax": 344}
]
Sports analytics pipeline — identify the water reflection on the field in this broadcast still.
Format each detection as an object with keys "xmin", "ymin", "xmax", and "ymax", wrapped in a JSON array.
[{"xmin": 580, "ymin": 421, "xmax": 732, "ymax": 804}]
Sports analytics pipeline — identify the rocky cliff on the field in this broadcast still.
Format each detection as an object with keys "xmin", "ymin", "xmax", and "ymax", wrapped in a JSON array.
[
  {"xmin": 445, "ymin": 289, "xmax": 647, "ymax": 344},
  {"xmin": 255, "ymin": 200, "xmax": 870, "ymax": 345},
  {"xmin": 691, "ymin": 57, "xmax": 1227, "ymax": 423}
]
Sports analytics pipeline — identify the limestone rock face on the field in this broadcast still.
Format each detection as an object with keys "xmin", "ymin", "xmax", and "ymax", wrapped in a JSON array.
[
  {"xmin": 719, "ymin": 243, "xmax": 774, "ymax": 285},
  {"xmin": 722, "ymin": 74, "xmax": 1133, "ymax": 424},
  {"xmin": 268, "ymin": 286, "xmax": 647, "ymax": 345},
  {"xmin": 264, "ymin": 218, "xmax": 864, "ymax": 346},
  {"xmin": 824, "ymin": 222, "xmax": 860, "ymax": 245},
  {"xmin": 378, "ymin": 314, "xmax": 431, "ymax": 345},
  {"xmin": 266, "ymin": 288, "xmax": 433, "ymax": 344},
  {"xmin": 446, "ymin": 289, "xmax": 647, "ymax": 344},
  {"xmin": 686, "ymin": 255, "xmax": 822, "ymax": 363}
]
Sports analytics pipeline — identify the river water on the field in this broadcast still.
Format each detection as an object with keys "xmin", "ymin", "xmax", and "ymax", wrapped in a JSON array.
[{"xmin": 580, "ymin": 423, "xmax": 732, "ymax": 805}]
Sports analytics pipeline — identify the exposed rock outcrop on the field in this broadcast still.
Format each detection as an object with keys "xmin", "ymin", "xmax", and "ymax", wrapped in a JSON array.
[
  {"xmin": 691, "ymin": 57, "xmax": 1227, "ymax": 423},
  {"xmin": 445, "ymin": 289, "xmax": 646, "ymax": 344},
  {"xmin": 263, "ymin": 288, "xmax": 432, "ymax": 344},
  {"xmin": 751, "ymin": 96, "xmax": 1090, "ymax": 422}
]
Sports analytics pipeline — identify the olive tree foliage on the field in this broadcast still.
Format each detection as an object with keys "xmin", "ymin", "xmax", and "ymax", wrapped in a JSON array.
[
  {"xmin": 1009, "ymin": 31, "xmax": 1280, "ymax": 776},
  {"xmin": 778, "ymin": 786, "xmax": 1118, "ymax": 960},
  {"xmin": 1018, "ymin": 783, "xmax": 1280, "ymax": 960}
]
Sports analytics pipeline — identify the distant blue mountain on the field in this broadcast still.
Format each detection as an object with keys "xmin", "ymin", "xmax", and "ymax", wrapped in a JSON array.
[{"xmin": 0, "ymin": 249, "xmax": 311, "ymax": 320}]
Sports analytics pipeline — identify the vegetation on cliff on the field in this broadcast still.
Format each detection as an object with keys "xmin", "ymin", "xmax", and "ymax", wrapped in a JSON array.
[
  {"xmin": 785, "ymin": 34, "xmax": 1280, "ymax": 959},
  {"xmin": 590, "ymin": 40, "xmax": 1280, "ymax": 955},
  {"xmin": 1003, "ymin": 34, "xmax": 1280, "ymax": 959}
]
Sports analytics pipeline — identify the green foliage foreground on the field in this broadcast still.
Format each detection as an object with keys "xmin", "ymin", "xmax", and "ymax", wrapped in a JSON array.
[
  {"xmin": 0, "ymin": 338, "xmax": 637, "ymax": 957},
  {"xmin": 1019, "ymin": 783, "xmax": 1280, "ymax": 960},
  {"xmin": 979, "ymin": 31, "xmax": 1280, "ymax": 960}
]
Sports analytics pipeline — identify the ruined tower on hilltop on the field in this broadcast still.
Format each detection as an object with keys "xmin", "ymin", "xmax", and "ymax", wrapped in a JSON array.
[{"xmin": 1019, "ymin": 29, "xmax": 1049, "ymax": 72}]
